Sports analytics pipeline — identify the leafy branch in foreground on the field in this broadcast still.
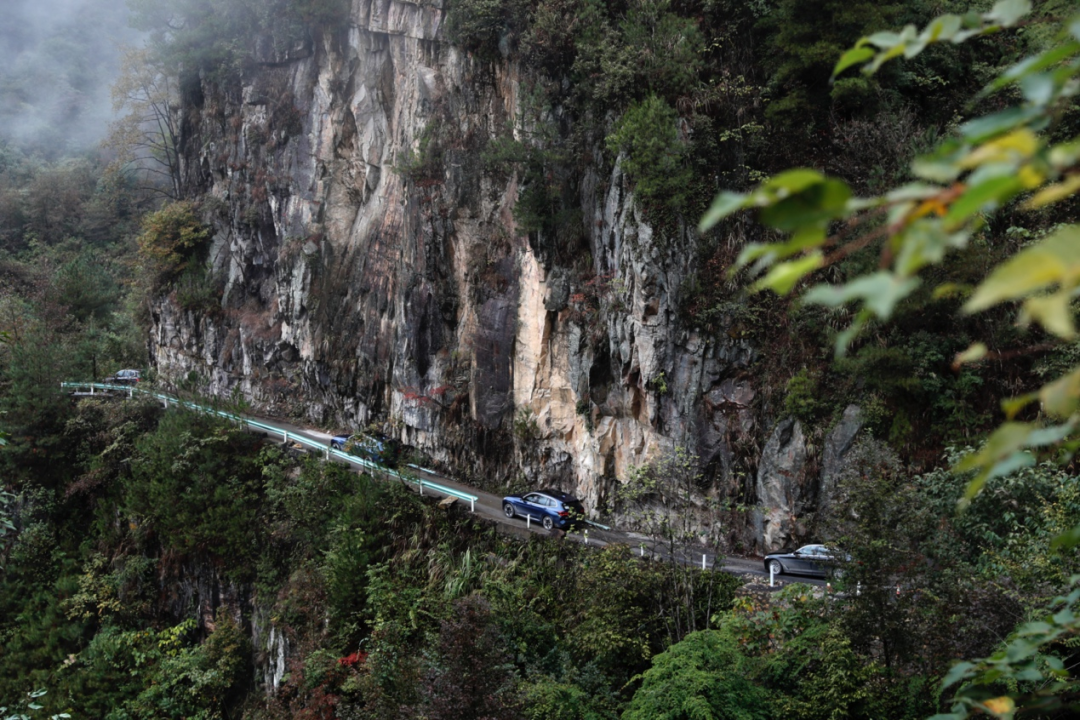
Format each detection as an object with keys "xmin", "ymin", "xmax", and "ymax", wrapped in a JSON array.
[
  {"xmin": 931, "ymin": 579, "xmax": 1080, "ymax": 720},
  {"xmin": 699, "ymin": 0, "xmax": 1080, "ymax": 501}
]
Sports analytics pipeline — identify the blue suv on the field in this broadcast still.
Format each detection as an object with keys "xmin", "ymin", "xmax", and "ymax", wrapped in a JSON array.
[{"xmin": 502, "ymin": 489, "xmax": 586, "ymax": 530}]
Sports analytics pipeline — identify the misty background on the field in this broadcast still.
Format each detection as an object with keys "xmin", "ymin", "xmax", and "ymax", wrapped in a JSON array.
[{"xmin": 0, "ymin": 0, "xmax": 141, "ymax": 157}]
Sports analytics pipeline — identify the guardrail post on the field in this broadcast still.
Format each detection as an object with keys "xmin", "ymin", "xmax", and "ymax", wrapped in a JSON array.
[
  {"xmin": 470, "ymin": 498, "xmax": 475, "ymax": 513},
  {"xmin": 326, "ymin": 444, "xmax": 330, "ymax": 460},
  {"xmin": 283, "ymin": 430, "xmax": 288, "ymax": 445}
]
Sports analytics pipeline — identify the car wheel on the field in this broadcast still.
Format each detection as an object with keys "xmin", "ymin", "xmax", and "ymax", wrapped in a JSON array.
[
  {"xmin": 503, "ymin": 503, "xmax": 515, "ymax": 519},
  {"xmin": 542, "ymin": 516, "xmax": 554, "ymax": 530},
  {"xmin": 767, "ymin": 559, "xmax": 784, "ymax": 577}
]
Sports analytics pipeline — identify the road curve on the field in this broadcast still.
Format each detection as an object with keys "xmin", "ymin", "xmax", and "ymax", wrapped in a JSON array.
[
  {"xmin": 243, "ymin": 414, "xmax": 825, "ymax": 588},
  {"xmin": 66, "ymin": 384, "xmax": 823, "ymax": 588}
]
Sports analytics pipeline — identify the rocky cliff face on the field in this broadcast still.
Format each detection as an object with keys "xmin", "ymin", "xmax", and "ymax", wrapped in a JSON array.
[{"xmin": 150, "ymin": 0, "xmax": 854, "ymax": 552}]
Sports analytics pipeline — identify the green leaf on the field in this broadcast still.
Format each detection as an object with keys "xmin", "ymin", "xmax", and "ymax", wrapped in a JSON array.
[
  {"xmin": 1039, "ymin": 367, "xmax": 1080, "ymax": 417},
  {"xmin": 999, "ymin": 42, "xmax": 1080, "ymax": 89},
  {"xmin": 699, "ymin": 191, "xmax": 746, "ymax": 232},
  {"xmin": 1050, "ymin": 139, "xmax": 1080, "ymax": 169},
  {"xmin": 760, "ymin": 179, "xmax": 851, "ymax": 231},
  {"xmin": 751, "ymin": 253, "xmax": 824, "ymax": 295},
  {"xmin": 964, "ymin": 225, "xmax": 1080, "ymax": 313},
  {"xmin": 942, "ymin": 661, "xmax": 977, "ymax": 689},
  {"xmin": 833, "ymin": 46, "xmax": 874, "ymax": 77},
  {"xmin": 834, "ymin": 310, "xmax": 870, "ymax": 357},
  {"xmin": 804, "ymin": 271, "xmax": 921, "ymax": 320},
  {"xmin": 922, "ymin": 14, "xmax": 963, "ymax": 43},
  {"xmin": 1017, "ymin": 621, "xmax": 1053, "ymax": 636},
  {"xmin": 959, "ymin": 107, "xmax": 1042, "ymax": 143},
  {"xmin": 886, "ymin": 183, "xmax": 942, "ymax": 202},
  {"xmin": 772, "ymin": 226, "xmax": 829, "ymax": 259},
  {"xmin": 1021, "ymin": 292, "xmax": 1076, "ymax": 339},
  {"xmin": 1019, "ymin": 72, "xmax": 1056, "ymax": 106},
  {"xmin": 1052, "ymin": 522, "xmax": 1080, "ymax": 550},
  {"xmin": 944, "ymin": 176, "xmax": 1023, "ymax": 228},
  {"xmin": 1025, "ymin": 421, "xmax": 1075, "ymax": 447},
  {"xmin": 896, "ymin": 222, "xmax": 970, "ymax": 275},
  {"xmin": 867, "ymin": 42, "xmax": 907, "ymax": 74},
  {"xmin": 1052, "ymin": 607, "xmax": 1076, "ymax": 625},
  {"xmin": 954, "ymin": 342, "xmax": 988, "ymax": 365},
  {"xmin": 1000, "ymin": 393, "xmax": 1037, "ymax": 419},
  {"xmin": 1014, "ymin": 666, "xmax": 1043, "ymax": 682},
  {"xmin": 986, "ymin": 0, "xmax": 1032, "ymax": 27},
  {"xmin": 760, "ymin": 169, "xmax": 826, "ymax": 198},
  {"xmin": 1023, "ymin": 174, "xmax": 1080, "ymax": 210},
  {"xmin": 956, "ymin": 422, "xmax": 1034, "ymax": 472},
  {"xmin": 912, "ymin": 156, "xmax": 964, "ymax": 183},
  {"xmin": 981, "ymin": 451, "xmax": 1036, "ymax": 488},
  {"xmin": 864, "ymin": 30, "xmax": 902, "ymax": 49},
  {"xmin": 735, "ymin": 242, "xmax": 773, "ymax": 266}
]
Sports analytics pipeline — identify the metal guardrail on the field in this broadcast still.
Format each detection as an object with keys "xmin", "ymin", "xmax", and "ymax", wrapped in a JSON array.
[{"xmin": 61, "ymin": 382, "xmax": 478, "ymax": 512}]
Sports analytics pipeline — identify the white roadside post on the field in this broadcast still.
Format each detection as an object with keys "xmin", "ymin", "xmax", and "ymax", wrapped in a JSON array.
[
  {"xmin": 769, "ymin": 564, "xmax": 776, "ymax": 587},
  {"xmin": 640, "ymin": 544, "xmax": 645, "ymax": 557},
  {"xmin": 283, "ymin": 430, "xmax": 288, "ymax": 444},
  {"xmin": 526, "ymin": 515, "xmax": 531, "ymax": 530},
  {"xmin": 702, "ymin": 554, "xmax": 706, "ymax": 570},
  {"xmin": 584, "ymin": 529, "xmax": 589, "ymax": 545}
]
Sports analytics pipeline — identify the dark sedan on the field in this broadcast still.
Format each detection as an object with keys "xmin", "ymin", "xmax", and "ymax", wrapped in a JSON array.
[
  {"xmin": 764, "ymin": 544, "xmax": 846, "ymax": 578},
  {"xmin": 502, "ymin": 489, "xmax": 586, "ymax": 531},
  {"xmin": 104, "ymin": 369, "xmax": 141, "ymax": 385}
]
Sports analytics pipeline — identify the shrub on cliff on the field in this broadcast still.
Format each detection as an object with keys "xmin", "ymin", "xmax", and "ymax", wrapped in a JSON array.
[
  {"xmin": 606, "ymin": 95, "xmax": 692, "ymax": 211},
  {"xmin": 445, "ymin": 0, "xmax": 532, "ymax": 62},
  {"xmin": 136, "ymin": 201, "xmax": 212, "ymax": 290}
]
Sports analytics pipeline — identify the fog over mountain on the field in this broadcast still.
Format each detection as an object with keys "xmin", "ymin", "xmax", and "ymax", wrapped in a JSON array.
[{"xmin": 0, "ymin": 0, "xmax": 140, "ymax": 156}]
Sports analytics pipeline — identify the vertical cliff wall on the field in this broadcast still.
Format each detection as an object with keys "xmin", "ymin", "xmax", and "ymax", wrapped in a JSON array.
[{"xmin": 149, "ymin": 0, "xmax": 850, "ymax": 551}]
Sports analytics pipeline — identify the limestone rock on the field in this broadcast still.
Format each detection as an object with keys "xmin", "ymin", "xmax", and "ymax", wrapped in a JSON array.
[
  {"xmin": 819, "ymin": 405, "xmax": 863, "ymax": 514},
  {"xmin": 148, "ymin": 0, "xmax": 757, "ymax": 523},
  {"xmin": 755, "ymin": 417, "xmax": 807, "ymax": 552}
]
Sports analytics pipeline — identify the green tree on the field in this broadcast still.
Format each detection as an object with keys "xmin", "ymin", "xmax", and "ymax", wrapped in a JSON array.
[
  {"xmin": 607, "ymin": 95, "xmax": 693, "ymax": 211},
  {"xmin": 759, "ymin": 0, "xmax": 903, "ymax": 127},
  {"xmin": 617, "ymin": 447, "xmax": 735, "ymax": 642},
  {"xmin": 699, "ymin": 1, "xmax": 1080, "ymax": 715},
  {"xmin": 622, "ymin": 629, "xmax": 769, "ymax": 720},
  {"xmin": 700, "ymin": 0, "xmax": 1080, "ymax": 506},
  {"xmin": 136, "ymin": 200, "xmax": 212, "ymax": 289}
]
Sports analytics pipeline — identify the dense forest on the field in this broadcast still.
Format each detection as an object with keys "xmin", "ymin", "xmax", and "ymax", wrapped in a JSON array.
[{"xmin": 3, "ymin": 0, "xmax": 1080, "ymax": 718}]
